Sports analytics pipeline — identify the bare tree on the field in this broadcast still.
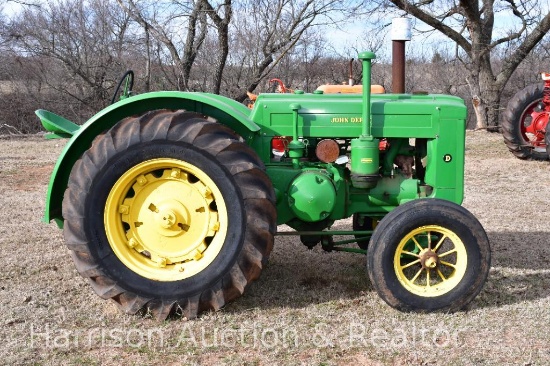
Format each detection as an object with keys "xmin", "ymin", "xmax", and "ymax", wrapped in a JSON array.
[
  {"xmin": 117, "ymin": 0, "xmax": 355, "ymax": 99},
  {"xmin": 6, "ymin": 0, "xmax": 140, "ymax": 122},
  {"xmin": 203, "ymin": 0, "xmax": 232, "ymax": 94},
  {"xmin": 116, "ymin": 0, "xmax": 209, "ymax": 91},
  {"xmin": 229, "ymin": 0, "xmax": 353, "ymax": 102},
  {"xmin": 367, "ymin": 0, "xmax": 550, "ymax": 129},
  {"xmin": 117, "ymin": 0, "xmax": 233, "ymax": 94}
]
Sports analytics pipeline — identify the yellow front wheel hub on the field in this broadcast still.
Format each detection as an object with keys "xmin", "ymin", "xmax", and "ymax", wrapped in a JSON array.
[
  {"xmin": 105, "ymin": 158, "xmax": 228, "ymax": 281},
  {"xmin": 394, "ymin": 225, "xmax": 467, "ymax": 297}
]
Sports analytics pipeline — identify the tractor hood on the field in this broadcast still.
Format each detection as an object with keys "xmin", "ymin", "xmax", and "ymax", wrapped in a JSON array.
[{"xmin": 249, "ymin": 92, "xmax": 467, "ymax": 138}]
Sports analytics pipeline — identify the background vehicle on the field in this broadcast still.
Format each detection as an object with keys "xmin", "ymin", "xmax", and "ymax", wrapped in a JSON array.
[
  {"xmin": 502, "ymin": 73, "xmax": 550, "ymax": 160},
  {"xmin": 37, "ymin": 52, "xmax": 491, "ymax": 320}
]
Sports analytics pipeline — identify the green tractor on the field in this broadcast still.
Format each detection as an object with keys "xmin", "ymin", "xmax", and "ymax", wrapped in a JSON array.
[{"xmin": 37, "ymin": 52, "xmax": 491, "ymax": 320}]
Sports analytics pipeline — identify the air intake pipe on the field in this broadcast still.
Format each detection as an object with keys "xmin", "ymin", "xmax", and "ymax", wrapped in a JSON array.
[{"xmin": 350, "ymin": 51, "xmax": 380, "ymax": 189}]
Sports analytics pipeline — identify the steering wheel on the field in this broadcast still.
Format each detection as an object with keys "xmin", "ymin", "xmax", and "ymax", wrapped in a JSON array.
[{"xmin": 111, "ymin": 70, "xmax": 134, "ymax": 104}]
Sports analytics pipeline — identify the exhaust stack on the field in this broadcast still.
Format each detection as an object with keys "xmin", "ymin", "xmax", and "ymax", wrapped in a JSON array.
[{"xmin": 391, "ymin": 17, "xmax": 412, "ymax": 93}]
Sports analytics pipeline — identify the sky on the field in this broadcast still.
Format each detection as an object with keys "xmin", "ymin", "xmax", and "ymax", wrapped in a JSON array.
[
  {"xmin": 3, "ymin": 0, "xmax": 549, "ymax": 60},
  {"xmin": 323, "ymin": 2, "xmax": 550, "ymax": 60}
]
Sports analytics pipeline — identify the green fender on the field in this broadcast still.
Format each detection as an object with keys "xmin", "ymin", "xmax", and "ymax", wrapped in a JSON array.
[{"xmin": 40, "ymin": 91, "xmax": 259, "ymax": 226}]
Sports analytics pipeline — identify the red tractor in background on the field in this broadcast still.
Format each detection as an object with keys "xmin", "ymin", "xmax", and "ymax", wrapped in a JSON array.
[{"xmin": 502, "ymin": 72, "xmax": 550, "ymax": 160}]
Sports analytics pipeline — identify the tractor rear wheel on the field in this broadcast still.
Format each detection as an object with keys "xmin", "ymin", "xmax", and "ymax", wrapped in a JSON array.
[
  {"xmin": 62, "ymin": 110, "xmax": 276, "ymax": 320},
  {"xmin": 366, "ymin": 199, "xmax": 490, "ymax": 312},
  {"xmin": 502, "ymin": 83, "xmax": 549, "ymax": 160}
]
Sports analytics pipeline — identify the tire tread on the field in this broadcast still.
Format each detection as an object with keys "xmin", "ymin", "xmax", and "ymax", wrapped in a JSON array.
[{"xmin": 63, "ymin": 109, "xmax": 276, "ymax": 320}]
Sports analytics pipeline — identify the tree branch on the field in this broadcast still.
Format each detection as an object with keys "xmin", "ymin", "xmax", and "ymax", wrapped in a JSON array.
[
  {"xmin": 496, "ymin": 10, "xmax": 550, "ymax": 87},
  {"xmin": 390, "ymin": 0, "xmax": 472, "ymax": 53}
]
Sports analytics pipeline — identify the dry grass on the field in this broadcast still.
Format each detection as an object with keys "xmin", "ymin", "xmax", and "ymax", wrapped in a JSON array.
[{"xmin": 1, "ymin": 132, "xmax": 550, "ymax": 365}]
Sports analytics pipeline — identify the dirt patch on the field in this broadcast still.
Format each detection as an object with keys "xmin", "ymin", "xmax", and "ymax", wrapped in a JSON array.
[{"xmin": 2, "ymin": 164, "xmax": 55, "ymax": 191}]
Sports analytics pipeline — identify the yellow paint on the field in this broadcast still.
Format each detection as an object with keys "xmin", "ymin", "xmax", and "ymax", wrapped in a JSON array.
[
  {"xmin": 393, "ymin": 225, "xmax": 467, "ymax": 297},
  {"xmin": 329, "ymin": 116, "xmax": 362, "ymax": 124},
  {"xmin": 104, "ymin": 158, "xmax": 228, "ymax": 281}
]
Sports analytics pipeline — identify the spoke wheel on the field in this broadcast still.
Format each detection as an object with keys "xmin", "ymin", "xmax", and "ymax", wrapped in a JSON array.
[
  {"xmin": 502, "ymin": 83, "xmax": 549, "ymax": 160},
  {"xmin": 394, "ymin": 226, "xmax": 466, "ymax": 297},
  {"xmin": 62, "ymin": 110, "xmax": 276, "ymax": 320},
  {"xmin": 367, "ymin": 199, "xmax": 490, "ymax": 312}
]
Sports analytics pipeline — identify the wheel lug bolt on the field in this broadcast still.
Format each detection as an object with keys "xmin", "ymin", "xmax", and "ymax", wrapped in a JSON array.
[
  {"xmin": 157, "ymin": 258, "xmax": 167, "ymax": 267},
  {"xmin": 128, "ymin": 238, "xmax": 137, "ymax": 248}
]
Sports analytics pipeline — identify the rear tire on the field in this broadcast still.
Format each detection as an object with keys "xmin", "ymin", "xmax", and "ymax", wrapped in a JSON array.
[
  {"xmin": 502, "ymin": 83, "xmax": 548, "ymax": 160},
  {"xmin": 62, "ymin": 109, "xmax": 276, "ymax": 320},
  {"xmin": 367, "ymin": 199, "xmax": 490, "ymax": 312}
]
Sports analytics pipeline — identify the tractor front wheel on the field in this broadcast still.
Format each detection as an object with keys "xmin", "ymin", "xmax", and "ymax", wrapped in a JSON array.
[
  {"xmin": 62, "ymin": 110, "xmax": 276, "ymax": 320},
  {"xmin": 366, "ymin": 199, "xmax": 490, "ymax": 312}
]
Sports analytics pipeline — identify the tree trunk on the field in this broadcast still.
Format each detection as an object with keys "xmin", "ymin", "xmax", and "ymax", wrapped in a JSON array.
[
  {"xmin": 182, "ymin": 0, "xmax": 207, "ymax": 91},
  {"xmin": 468, "ymin": 56, "xmax": 502, "ymax": 130},
  {"xmin": 144, "ymin": 25, "xmax": 151, "ymax": 92},
  {"xmin": 213, "ymin": 23, "xmax": 229, "ymax": 94},
  {"xmin": 204, "ymin": 0, "xmax": 232, "ymax": 95}
]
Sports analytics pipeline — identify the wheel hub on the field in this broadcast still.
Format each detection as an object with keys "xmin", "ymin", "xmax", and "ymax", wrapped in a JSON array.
[
  {"xmin": 420, "ymin": 249, "xmax": 439, "ymax": 269},
  {"xmin": 393, "ymin": 225, "xmax": 468, "ymax": 297},
  {"xmin": 158, "ymin": 209, "xmax": 177, "ymax": 229},
  {"xmin": 151, "ymin": 200, "xmax": 189, "ymax": 236},
  {"xmin": 125, "ymin": 172, "xmax": 217, "ymax": 265},
  {"xmin": 104, "ymin": 158, "xmax": 228, "ymax": 281},
  {"xmin": 522, "ymin": 101, "xmax": 549, "ymax": 148},
  {"xmin": 531, "ymin": 112, "xmax": 549, "ymax": 141}
]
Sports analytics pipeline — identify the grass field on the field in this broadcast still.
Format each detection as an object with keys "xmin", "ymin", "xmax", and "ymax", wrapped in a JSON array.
[{"xmin": 1, "ymin": 132, "xmax": 550, "ymax": 365}]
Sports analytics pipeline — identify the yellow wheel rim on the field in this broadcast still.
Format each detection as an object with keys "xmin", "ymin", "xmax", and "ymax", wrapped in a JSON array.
[
  {"xmin": 104, "ymin": 158, "xmax": 228, "ymax": 281},
  {"xmin": 393, "ymin": 225, "xmax": 467, "ymax": 297}
]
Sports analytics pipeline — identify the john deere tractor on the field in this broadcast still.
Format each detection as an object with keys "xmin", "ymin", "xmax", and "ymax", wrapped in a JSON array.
[{"xmin": 37, "ymin": 52, "xmax": 491, "ymax": 320}]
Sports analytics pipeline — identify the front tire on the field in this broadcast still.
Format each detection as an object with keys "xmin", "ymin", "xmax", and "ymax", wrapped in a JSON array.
[
  {"xmin": 62, "ymin": 110, "xmax": 276, "ymax": 320},
  {"xmin": 367, "ymin": 199, "xmax": 490, "ymax": 312}
]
